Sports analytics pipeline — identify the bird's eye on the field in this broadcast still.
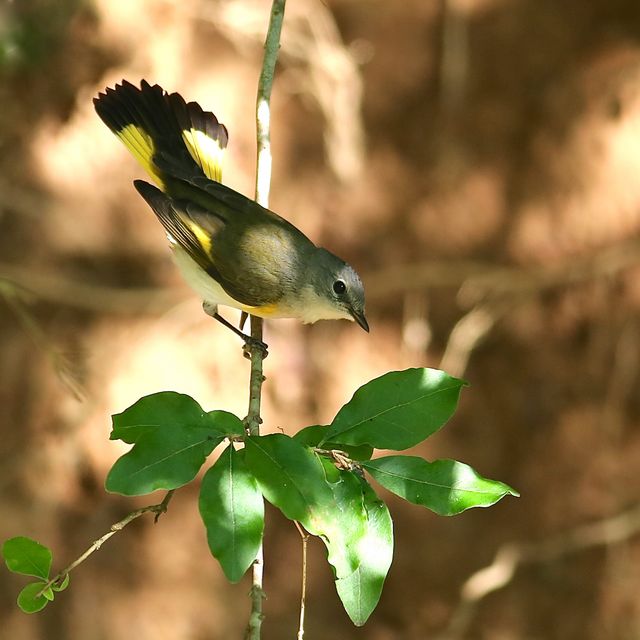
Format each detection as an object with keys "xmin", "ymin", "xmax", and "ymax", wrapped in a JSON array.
[{"xmin": 333, "ymin": 280, "xmax": 346, "ymax": 295}]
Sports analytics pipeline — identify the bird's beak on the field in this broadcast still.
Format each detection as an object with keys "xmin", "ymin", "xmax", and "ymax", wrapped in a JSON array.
[{"xmin": 349, "ymin": 308, "xmax": 370, "ymax": 332}]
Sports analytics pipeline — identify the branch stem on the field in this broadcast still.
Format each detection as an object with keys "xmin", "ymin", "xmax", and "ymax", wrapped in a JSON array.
[
  {"xmin": 255, "ymin": 0, "xmax": 286, "ymax": 210},
  {"xmin": 245, "ymin": 2, "xmax": 287, "ymax": 639},
  {"xmin": 294, "ymin": 521, "xmax": 309, "ymax": 640},
  {"xmin": 37, "ymin": 491, "xmax": 174, "ymax": 598}
]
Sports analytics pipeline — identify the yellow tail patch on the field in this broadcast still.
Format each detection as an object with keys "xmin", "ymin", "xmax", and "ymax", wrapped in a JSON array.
[
  {"xmin": 117, "ymin": 124, "xmax": 165, "ymax": 188},
  {"xmin": 95, "ymin": 81, "xmax": 228, "ymax": 188},
  {"xmin": 181, "ymin": 128, "xmax": 224, "ymax": 182}
]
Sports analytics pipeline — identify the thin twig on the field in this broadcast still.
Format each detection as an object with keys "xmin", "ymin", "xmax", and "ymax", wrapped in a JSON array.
[
  {"xmin": 0, "ymin": 264, "xmax": 182, "ymax": 313},
  {"xmin": 3, "ymin": 237, "xmax": 639, "ymax": 314},
  {"xmin": 365, "ymin": 237, "xmax": 640, "ymax": 302},
  {"xmin": 294, "ymin": 521, "xmax": 309, "ymax": 640},
  {"xmin": 37, "ymin": 491, "xmax": 174, "ymax": 598},
  {"xmin": 244, "ymin": 2, "xmax": 287, "ymax": 639},
  {"xmin": 439, "ymin": 299, "xmax": 513, "ymax": 377}
]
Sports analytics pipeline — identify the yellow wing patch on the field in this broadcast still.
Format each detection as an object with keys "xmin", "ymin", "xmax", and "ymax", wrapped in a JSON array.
[
  {"xmin": 184, "ymin": 219, "xmax": 213, "ymax": 254},
  {"xmin": 181, "ymin": 128, "xmax": 225, "ymax": 182},
  {"xmin": 117, "ymin": 124, "xmax": 165, "ymax": 188}
]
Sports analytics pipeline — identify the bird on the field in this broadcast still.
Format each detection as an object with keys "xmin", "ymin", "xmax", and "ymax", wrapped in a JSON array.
[{"xmin": 93, "ymin": 80, "xmax": 368, "ymax": 348}]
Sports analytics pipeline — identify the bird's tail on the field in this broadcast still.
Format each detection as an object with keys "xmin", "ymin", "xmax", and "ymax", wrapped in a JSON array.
[{"xmin": 93, "ymin": 80, "xmax": 228, "ymax": 189}]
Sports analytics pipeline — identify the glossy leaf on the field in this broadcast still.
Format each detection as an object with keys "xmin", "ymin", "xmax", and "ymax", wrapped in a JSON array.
[
  {"xmin": 106, "ymin": 393, "xmax": 244, "ymax": 496},
  {"xmin": 245, "ymin": 434, "xmax": 366, "ymax": 578},
  {"xmin": 106, "ymin": 428, "xmax": 222, "ymax": 496},
  {"xmin": 199, "ymin": 445, "xmax": 264, "ymax": 583},
  {"xmin": 317, "ymin": 456, "xmax": 370, "ymax": 576},
  {"xmin": 2, "ymin": 537, "xmax": 51, "ymax": 579},
  {"xmin": 110, "ymin": 392, "xmax": 244, "ymax": 443},
  {"xmin": 323, "ymin": 368, "xmax": 467, "ymax": 450},
  {"xmin": 363, "ymin": 456, "xmax": 519, "ymax": 516},
  {"xmin": 335, "ymin": 478, "xmax": 393, "ymax": 626},
  {"xmin": 17, "ymin": 582, "xmax": 49, "ymax": 613}
]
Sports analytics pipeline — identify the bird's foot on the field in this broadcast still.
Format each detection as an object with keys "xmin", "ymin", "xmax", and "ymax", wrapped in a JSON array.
[
  {"xmin": 203, "ymin": 303, "xmax": 268, "ymax": 357},
  {"xmin": 242, "ymin": 336, "xmax": 269, "ymax": 360}
]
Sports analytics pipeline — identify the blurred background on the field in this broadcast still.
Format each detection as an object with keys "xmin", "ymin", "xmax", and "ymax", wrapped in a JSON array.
[{"xmin": 2, "ymin": 0, "xmax": 640, "ymax": 638}]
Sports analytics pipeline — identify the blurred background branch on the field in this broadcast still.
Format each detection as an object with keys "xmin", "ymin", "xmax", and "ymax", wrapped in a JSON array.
[
  {"xmin": 180, "ymin": 0, "xmax": 365, "ymax": 182},
  {"xmin": 437, "ymin": 502, "xmax": 640, "ymax": 640}
]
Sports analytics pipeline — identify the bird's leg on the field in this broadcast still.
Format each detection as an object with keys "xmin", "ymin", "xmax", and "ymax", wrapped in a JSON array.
[
  {"xmin": 202, "ymin": 302, "xmax": 268, "ymax": 356},
  {"xmin": 239, "ymin": 311, "xmax": 249, "ymax": 331}
]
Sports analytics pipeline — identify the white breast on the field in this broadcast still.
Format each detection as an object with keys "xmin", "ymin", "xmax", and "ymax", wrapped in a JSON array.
[
  {"xmin": 171, "ymin": 246, "xmax": 243, "ymax": 309},
  {"xmin": 169, "ymin": 245, "xmax": 353, "ymax": 324}
]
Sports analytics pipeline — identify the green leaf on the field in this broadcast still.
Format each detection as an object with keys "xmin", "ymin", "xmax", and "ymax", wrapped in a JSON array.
[
  {"xmin": 52, "ymin": 573, "xmax": 70, "ymax": 592},
  {"xmin": 245, "ymin": 434, "xmax": 329, "ymax": 521},
  {"xmin": 363, "ymin": 456, "xmax": 519, "ymax": 516},
  {"xmin": 110, "ymin": 392, "xmax": 244, "ymax": 443},
  {"xmin": 2, "ymin": 537, "xmax": 51, "ymax": 579},
  {"xmin": 244, "ymin": 434, "xmax": 366, "ymax": 578},
  {"xmin": 17, "ymin": 582, "xmax": 49, "ymax": 613},
  {"xmin": 106, "ymin": 429, "xmax": 222, "ymax": 496},
  {"xmin": 106, "ymin": 394, "xmax": 243, "ymax": 496},
  {"xmin": 294, "ymin": 425, "xmax": 373, "ymax": 461},
  {"xmin": 317, "ymin": 457, "xmax": 370, "ymax": 576},
  {"xmin": 199, "ymin": 445, "xmax": 264, "ymax": 583},
  {"xmin": 323, "ymin": 368, "xmax": 467, "ymax": 450},
  {"xmin": 336, "ymin": 479, "xmax": 393, "ymax": 626}
]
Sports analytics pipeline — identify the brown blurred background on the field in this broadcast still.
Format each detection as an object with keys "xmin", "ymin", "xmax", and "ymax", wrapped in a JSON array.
[{"xmin": 2, "ymin": 0, "xmax": 640, "ymax": 638}]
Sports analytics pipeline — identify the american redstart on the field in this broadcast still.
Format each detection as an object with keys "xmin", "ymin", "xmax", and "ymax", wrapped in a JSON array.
[{"xmin": 93, "ymin": 80, "xmax": 368, "ymax": 345}]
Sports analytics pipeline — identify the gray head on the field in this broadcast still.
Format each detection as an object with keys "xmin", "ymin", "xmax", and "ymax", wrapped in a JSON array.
[{"xmin": 298, "ymin": 248, "xmax": 369, "ymax": 331}]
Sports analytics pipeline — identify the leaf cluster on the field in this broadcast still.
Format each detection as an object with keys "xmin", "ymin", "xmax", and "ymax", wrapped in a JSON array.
[
  {"xmin": 2, "ymin": 537, "xmax": 69, "ymax": 613},
  {"xmin": 2, "ymin": 368, "xmax": 518, "ymax": 625}
]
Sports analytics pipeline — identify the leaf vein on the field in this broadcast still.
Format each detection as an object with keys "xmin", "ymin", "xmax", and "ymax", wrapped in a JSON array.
[
  {"xmin": 335, "ymin": 383, "xmax": 459, "ymax": 435},
  {"xmin": 129, "ymin": 438, "xmax": 211, "ymax": 477},
  {"xmin": 369, "ymin": 467, "xmax": 502, "ymax": 495}
]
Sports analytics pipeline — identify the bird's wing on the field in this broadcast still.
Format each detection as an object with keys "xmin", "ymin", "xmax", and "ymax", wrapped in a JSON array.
[
  {"xmin": 134, "ymin": 180, "xmax": 223, "ymax": 271},
  {"xmin": 134, "ymin": 180, "xmax": 286, "ymax": 307}
]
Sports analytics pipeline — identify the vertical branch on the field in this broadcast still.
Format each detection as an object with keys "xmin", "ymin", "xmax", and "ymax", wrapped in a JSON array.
[
  {"xmin": 255, "ymin": 0, "xmax": 286, "ymax": 210},
  {"xmin": 246, "ymin": 314, "xmax": 265, "ymax": 437},
  {"xmin": 244, "ymin": 0, "xmax": 287, "ymax": 437},
  {"xmin": 245, "ymin": 2, "xmax": 287, "ymax": 640},
  {"xmin": 294, "ymin": 521, "xmax": 309, "ymax": 640}
]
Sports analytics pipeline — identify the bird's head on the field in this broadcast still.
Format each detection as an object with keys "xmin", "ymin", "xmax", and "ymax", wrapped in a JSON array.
[{"xmin": 296, "ymin": 248, "xmax": 369, "ymax": 331}]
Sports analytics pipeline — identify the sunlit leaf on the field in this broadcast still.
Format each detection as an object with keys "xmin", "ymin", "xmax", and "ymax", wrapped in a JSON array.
[
  {"xmin": 335, "ymin": 478, "xmax": 393, "ymax": 626},
  {"xmin": 199, "ymin": 445, "xmax": 264, "ymax": 583},
  {"xmin": 245, "ymin": 434, "xmax": 366, "ymax": 578},
  {"xmin": 323, "ymin": 368, "xmax": 467, "ymax": 450},
  {"xmin": 317, "ymin": 457, "xmax": 369, "ymax": 577},
  {"xmin": 363, "ymin": 456, "xmax": 519, "ymax": 515}
]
